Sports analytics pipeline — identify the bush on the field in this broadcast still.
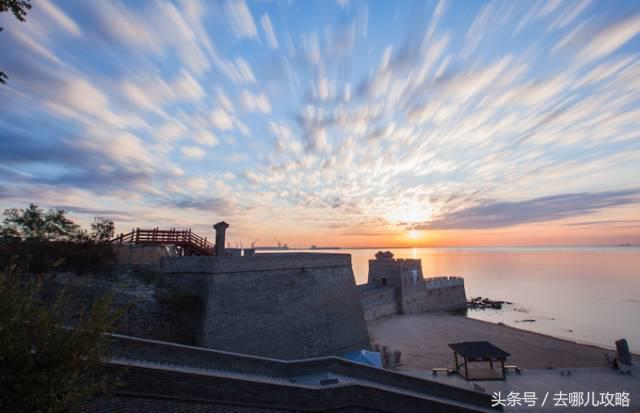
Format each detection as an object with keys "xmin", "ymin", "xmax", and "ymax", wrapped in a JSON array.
[
  {"xmin": 0, "ymin": 240, "xmax": 115, "ymax": 274},
  {"xmin": 0, "ymin": 268, "xmax": 122, "ymax": 412}
]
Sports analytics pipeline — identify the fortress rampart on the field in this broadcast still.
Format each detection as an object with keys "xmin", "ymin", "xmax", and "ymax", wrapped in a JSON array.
[
  {"xmin": 163, "ymin": 252, "xmax": 370, "ymax": 360},
  {"xmin": 425, "ymin": 276, "xmax": 465, "ymax": 289},
  {"xmin": 360, "ymin": 251, "xmax": 467, "ymax": 320}
]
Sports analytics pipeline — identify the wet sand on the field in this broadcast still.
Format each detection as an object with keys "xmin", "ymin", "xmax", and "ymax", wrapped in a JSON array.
[{"xmin": 368, "ymin": 313, "xmax": 622, "ymax": 371}]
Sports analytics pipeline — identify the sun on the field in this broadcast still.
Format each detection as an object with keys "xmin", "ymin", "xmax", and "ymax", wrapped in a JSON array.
[
  {"xmin": 408, "ymin": 229, "xmax": 420, "ymax": 239},
  {"xmin": 385, "ymin": 205, "xmax": 432, "ymax": 224}
]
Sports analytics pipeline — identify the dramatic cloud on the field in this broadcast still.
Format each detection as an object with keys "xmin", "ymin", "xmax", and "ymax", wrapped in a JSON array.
[
  {"xmin": 1, "ymin": 0, "xmax": 639, "ymax": 245},
  {"xmin": 417, "ymin": 190, "xmax": 640, "ymax": 230}
]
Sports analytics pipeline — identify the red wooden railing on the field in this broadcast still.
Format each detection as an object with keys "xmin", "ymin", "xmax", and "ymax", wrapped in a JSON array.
[{"xmin": 111, "ymin": 228, "xmax": 214, "ymax": 256}]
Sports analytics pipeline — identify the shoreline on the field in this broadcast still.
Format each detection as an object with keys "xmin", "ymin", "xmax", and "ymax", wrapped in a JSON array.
[
  {"xmin": 461, "ymin": 313, "xmax": 631, "ymax": 355},
  {"xmin": 367, "ymin": 312, "xmax": 630, "ymax": 371}
]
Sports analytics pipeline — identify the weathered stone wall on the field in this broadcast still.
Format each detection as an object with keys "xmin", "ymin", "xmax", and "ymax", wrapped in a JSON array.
[
  {"xmin": 112, "ymin": 244, "xmax": 179, "ymax": 266},
  {"xmin": 89, "ymin": 362, "xmax": 491, "ymax": 413},
  {"xmin": 367, "ymin": 258, "xmax": 402, "ymax": 287},
  {"xmin": 398, "ymin": 287, "xmax": 430, "ymax": 314},
  {"xmin": 163, "ymin": 253, "xmax": 371, "ymax": 360},
  {"xmin": 423, "ymin": 284, "xmax": 467, "ymax": 312},
  {"xmin": 103, "ymin": 334, "xmax": 494, "ymax": 412},
  {"xmin": 361, "ymin": 256, "xmax": 467, "ymax": 320},
  {"xmin": 163, "ymin": 252, "xmax": 354, "ymax": 274},
  {"xmin": 359, "ymin": 285, "xmax": 398, "ymax": 321},
  {"xmin": 40, "ymin": 267, "xmax": 203, "ymax": 345}
]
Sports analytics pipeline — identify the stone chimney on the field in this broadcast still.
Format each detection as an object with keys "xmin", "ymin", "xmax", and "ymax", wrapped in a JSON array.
[{"xmin": 213, "ymin": 221, "xmax": 229, "ymax": 257}]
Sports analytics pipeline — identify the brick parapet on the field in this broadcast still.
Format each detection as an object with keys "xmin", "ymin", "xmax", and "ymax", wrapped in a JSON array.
[
  {"xmin": 163, "ymin": 253, "xmax": 351, "ymax": 274},
  {"xmin": 425, "ymin": 276, "xmax": 465, "ymax": 289},
  {"xmin": 105, "ymin": 334, "xmax": 494, "ymax": 411},
  {"xmin": 88, "ymin": 362, "xmax": 494, "ymax": 413}
]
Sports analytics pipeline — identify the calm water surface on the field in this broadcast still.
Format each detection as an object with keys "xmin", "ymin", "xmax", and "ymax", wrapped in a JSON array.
[{"xmin": 279, "ymin": 247, "xmax": 640, "ymax": 352}]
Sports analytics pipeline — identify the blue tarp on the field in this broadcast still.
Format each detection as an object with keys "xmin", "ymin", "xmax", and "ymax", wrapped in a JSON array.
[{"xmin": 342, "ymin": 349, "xmax": 382, "ymax": 368}]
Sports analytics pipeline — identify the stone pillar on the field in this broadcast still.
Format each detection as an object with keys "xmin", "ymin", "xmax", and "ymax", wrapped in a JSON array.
[{"xmin": 213, "ymin": 221, "xmax": 229, "ymax": 257}]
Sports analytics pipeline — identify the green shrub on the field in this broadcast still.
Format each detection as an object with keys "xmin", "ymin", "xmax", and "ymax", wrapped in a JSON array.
[{"xmin": 0, "ymin": 268, "xmax": 122, "ymax": 412}]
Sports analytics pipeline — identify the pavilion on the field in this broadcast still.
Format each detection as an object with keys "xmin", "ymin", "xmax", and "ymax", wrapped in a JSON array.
[{"xmin": 448, "ymin": 341, "xmax": 511, "ymax": 381}]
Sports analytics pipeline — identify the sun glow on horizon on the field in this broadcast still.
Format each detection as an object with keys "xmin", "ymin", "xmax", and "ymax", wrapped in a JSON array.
[{"xmin": 383, "ymin": 204, "xmax": 433, "ymax": 226}]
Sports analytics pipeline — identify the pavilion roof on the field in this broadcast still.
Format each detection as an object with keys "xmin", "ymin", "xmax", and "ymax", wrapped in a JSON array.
[{"xmin": 448, "ymin": 341, "xmax": 510, "ymax": 358}]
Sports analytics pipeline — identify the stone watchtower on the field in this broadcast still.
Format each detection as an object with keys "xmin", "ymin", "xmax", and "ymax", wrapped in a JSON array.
[
  {"xmin": 367, "ymin": 251, "xmax": 426, "ymax": 314},
  {"xmin": 363, "ymin": 251, "xmax": 467, "ymax": 317}
]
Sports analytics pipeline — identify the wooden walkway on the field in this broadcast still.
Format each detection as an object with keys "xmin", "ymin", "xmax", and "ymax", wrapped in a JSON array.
[{"xmin": 110, "ymin": 228, "xmax": 214, "ymax": 256}]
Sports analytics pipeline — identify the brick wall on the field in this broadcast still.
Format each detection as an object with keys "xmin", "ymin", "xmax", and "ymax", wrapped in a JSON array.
[
  {"xmin": 360, "ymin": 257, "xmax": 467, "ymax": 320},
  {"xmin": 112, "ymin": 244, "xmax": 179, "ymax": 265},
  {"xmin": 359, "ymin": 286, "xmax": 398, "ymax": 321},
  {"xmin": 163, "ymin": 252, "xmax": 352, "ymax": 274},
  {"xmin": 422, "ymin": 284, "xmax": 467, "ymax": 311},
  {"xmin": 102, "ymin": 334, "xmax": 495, "ymax": 412},
  {"xmin": 164, "ymin": 253, "xmax": 370, "ymax": 359},
  {"xmin": 87, "ymin": 362, "xmax": 493, "ymax": 413},
  {"xmin": 40, "ymin": 267, "xmax": 203, "ymax": 345}
]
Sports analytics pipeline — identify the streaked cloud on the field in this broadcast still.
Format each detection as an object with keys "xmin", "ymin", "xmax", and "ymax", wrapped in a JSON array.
[
  {"xmin": 210, "ymin": 109, "xmax": 234, "ymax": 130},
  {"xmin": 578, "ymin": 14, "xmax": 640, "ymax": 61},
  {"xmin": 38, "ymin": 0, "xmax": 82, "ymax": 36},
  {"xmin": 1, "ymin": 0, "xmax": 639, "ymax": 246},
  {"xmin": 240, "ymin": 90, "xmax": 271, "ymax": 113},
  {"xmin": 225, "ymin": 0, "xmax": 258, "ymax": 39},
  {"xmin": 416, "ymin": 190, "xmax": 640, "ymax": 230},
  {"xmin": 181, "ymin": 146, "xmax": 207, "ymax": 160},
  {"xmin": 261, "ymin": 14, "xmax": 278, "ymax": 49}
]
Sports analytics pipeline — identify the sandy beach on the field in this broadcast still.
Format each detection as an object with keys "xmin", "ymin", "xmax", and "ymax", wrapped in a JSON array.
[{"xmin": 368, "ymin": 313, "xmax": 621, "ymax": 371}]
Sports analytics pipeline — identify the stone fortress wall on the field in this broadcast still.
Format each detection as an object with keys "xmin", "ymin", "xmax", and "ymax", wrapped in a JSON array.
[
  {"xmin": 43, "ymin": 223, "xmax": 465, "ymax": 359},
  {"xmin": 163, "ymin": 252, "xmax": 371, "ymax": 360},
  {"xmin": 112, "ymin": 243, "xmax": 180, "ymax": 265},
  {"xmin": 43, "ymin": 244, "xmax": 370, "ymax": 359},
  {"xmin": 358, "ymin": 285, "xmax": 399, "ymax": 321},
  {"xmin": 360, "ymin": 251, "xmax": 467, "ymax": 321}
]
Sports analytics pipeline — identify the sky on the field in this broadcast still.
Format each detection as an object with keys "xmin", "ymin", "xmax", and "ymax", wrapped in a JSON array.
[{"xmin": 1, "ymin": 0, "xmax": 640, "ymax": 248}]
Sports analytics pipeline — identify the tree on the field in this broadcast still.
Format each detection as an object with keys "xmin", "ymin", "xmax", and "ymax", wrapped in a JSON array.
[
  {"xmin": 90, "ymin": 217, "xmax": 115, "ymax": 243},
  {"xmin": 0, "ymin": 268, "xmax": 121, "ymax": 412},
  {"xmin": 0, "ymin": 0, "xmax": 32, "ymax": 85},
  {"xmin": 1, "ymin": 204, "xmax": 82, "ymax": 241}
]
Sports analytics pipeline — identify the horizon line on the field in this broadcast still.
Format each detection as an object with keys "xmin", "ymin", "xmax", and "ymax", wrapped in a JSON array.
[{"xmin": 258, "ymin": 243, "xmax": 638, "ymax": 250}]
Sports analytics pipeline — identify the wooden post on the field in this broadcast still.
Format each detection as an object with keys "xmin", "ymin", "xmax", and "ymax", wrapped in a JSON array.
[
  {"xmin": 135, "ymin": 228, "xmax": 139, "ymax": 242},
  {"xmin": 501, "ymin": 359, "xmax": 505, "ymax": 380},
  {"xmin": 454, "ymin": 352, "xmax": 458, "ymax": 372},
  {"xmin": 464, "ymin": 357, "xmax": 469, "ymax": 380}
]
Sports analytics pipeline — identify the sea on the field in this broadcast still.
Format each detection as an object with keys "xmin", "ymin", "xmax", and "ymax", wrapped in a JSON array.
[{"xmin": 274, "ymin": 247, "xmax": 640, "ymax": 353}]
